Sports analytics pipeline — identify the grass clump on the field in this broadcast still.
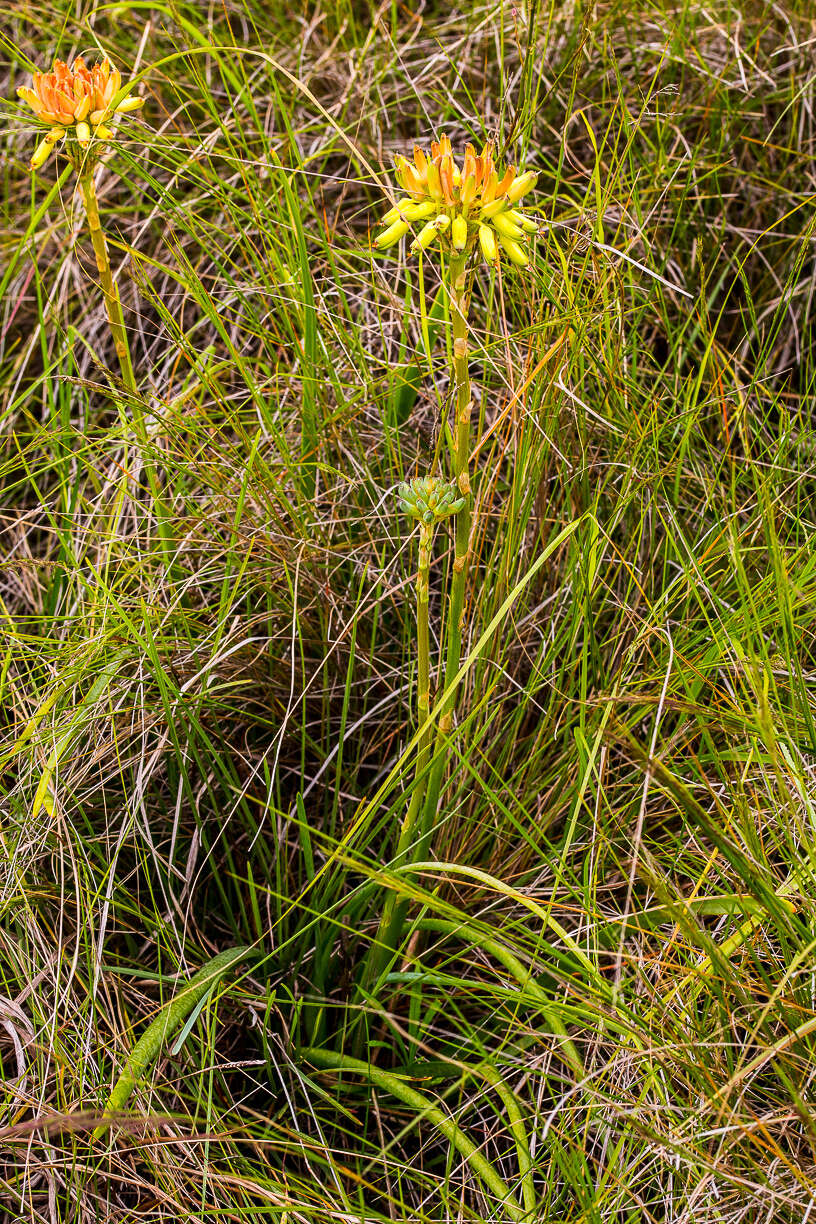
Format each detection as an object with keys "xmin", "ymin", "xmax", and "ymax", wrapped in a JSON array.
[{"xmin": 2, "ymin": 1, "xmax": 816, "ymax": 1221}]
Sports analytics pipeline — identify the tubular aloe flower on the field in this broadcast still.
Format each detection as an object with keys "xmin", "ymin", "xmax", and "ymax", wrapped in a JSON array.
[
  {"xmin": 17, "ymin": 56, "xmax": 143, "ymax": 170},
  {"xmin": 374, "ymin": 134, "xmax": 538, "ymax": 267}
]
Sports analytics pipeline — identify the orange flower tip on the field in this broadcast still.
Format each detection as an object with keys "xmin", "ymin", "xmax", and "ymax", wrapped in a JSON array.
[
  {"xmin": 425, "ymin": 161, "xmax": 442, "ymax": 199},
  {"xmin": 496, "ymin": 166, "xmax": 515, "ymax": 196},
  {"xmin": 116, "ymin": 95, "xmax": 144, "ymax": 114},
  {"xmin": 439, "ymin": 154, "xmax": 455, "ymax": 201},
  {"xmin": 481, "ymin": 175, "xmax": 497, "ymax": 205},
  {"xmin": 460, "ymin": 174, "xmax": 477, "ymax": 206},
  {"xmin": 75, "ymin": 94, "xmax": 91, "ymax": 121}
]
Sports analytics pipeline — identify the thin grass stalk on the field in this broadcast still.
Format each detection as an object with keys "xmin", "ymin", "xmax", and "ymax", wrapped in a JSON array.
[
  {"xmin": 417, "ymin": 917, "xmax": 585, "ymax": 1079},
  {"xmin": 78, "ymin": 166, "xmax": 177, "ymax": 568}
]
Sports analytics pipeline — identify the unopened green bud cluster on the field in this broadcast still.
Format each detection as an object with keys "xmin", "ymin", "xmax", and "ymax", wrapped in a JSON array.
[{"xmin": 398, "ymin": 476, "xmax": 465, "ymax": 526}]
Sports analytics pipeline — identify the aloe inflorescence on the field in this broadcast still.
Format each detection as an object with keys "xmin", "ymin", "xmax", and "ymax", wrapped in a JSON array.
[
  {"xmin": 362, "ymin": 133, "xmax": 539, "ymax": 996},
  {"xmin": 374, "ymin": 133, "xmax": 538, "ymax": 266},
  {"xmin": 18, "ymin": 56, "xmax": 144, "ymax": 170},
  {"xmin": 15, "ymin": 55, "xmax": 145, "ymax": 392},
  {"xmin": 14, "ymin": 54, "xmax": 178, "ymax": 572}
]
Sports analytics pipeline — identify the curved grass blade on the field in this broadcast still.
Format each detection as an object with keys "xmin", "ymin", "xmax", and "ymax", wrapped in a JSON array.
[{"xmin": 93, "ymin": 945, "xmax": 253, "ymax": 1140}]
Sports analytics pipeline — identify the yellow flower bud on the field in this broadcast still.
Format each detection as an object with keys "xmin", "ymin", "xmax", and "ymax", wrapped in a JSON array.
[
  {"xmin": 76, "ymin": 120, "xmax": 91, "ymax": 146},
  {"xmin": 451, "ymin": 214, "xmax": 468, "ymax": 250},
  {"xmin": 480, "ymin": 198, "xmax": 506, "ymax": 220},
  {"xmin": 402, "ymin": 200, "xmax": 437, "ymax": 222},
  {"xmin": 30, "ymin": 134, "xmax": 56, "ymax": 170},
  {"xmin": 508, "ymin": 210, "xmax": 538, "ymax": 234},
  {"xmin": 411, "ymin": 220, "xmax": 441, "ymax": 253},
  {"xmin": 411, "ymin": 214, "xmax": 450, "ymax": 253},
  {"xmin": 492, "ymin": 211, "xmax": 525, "ymax": 239},
  {"xmin": 382, "ymin": 197, "xmax": 417, "ymax": 224},
  {"xmin": 506, "ymin": 171, "xmax": 538, "ymax": 204},
  {"xmin": 478, "ymin": 224, "xmax": 497, "ymax": 262},
  {"xmin": 95, "ymin": 124, "xmax": 114, "ymax": 139},
  {"xmin": 374, "ymin": 218, "xmax": 410, "ymax": 248},
  {"xmin": 498, "ymin": 233, "xmax": 529, "ymax": 267},
  {"xmin": 115, "ymin": 95, "xmax": 145, "ymax": 114}
]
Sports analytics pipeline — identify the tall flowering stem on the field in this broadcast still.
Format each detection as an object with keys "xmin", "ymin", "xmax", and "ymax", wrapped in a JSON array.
[
  {"xmin": 16, "ymin": 56, "xmax": 144, "ymax": 395},
  {"xmin": 365, "ymin": 137, "xmax": 537, "ymax": 975},
  {"xmin": 441, "ymin": 251, "xmax": 473, "ymax": 726}
]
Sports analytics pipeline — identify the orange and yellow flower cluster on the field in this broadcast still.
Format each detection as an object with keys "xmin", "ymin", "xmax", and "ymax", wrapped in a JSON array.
[
  {"xmin": 374, "ymin": 134, "xmax": 538, "ymax": 267},
  {"xmin": 17, "ymin": 56, "xmax": 143, "ymax": 169}
]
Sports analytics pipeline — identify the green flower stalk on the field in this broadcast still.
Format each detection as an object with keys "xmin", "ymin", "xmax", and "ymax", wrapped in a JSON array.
[
  {"xmin": 398, "ymin": 477, "xmax": 465, "ymax": 809},
  {"xmin": 362, "ymin": 478, "xmax": 464, "ymax": 995},
  {"xmin": 367, "ymin": 135, "xmax": 538, "ymax": 936}
]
